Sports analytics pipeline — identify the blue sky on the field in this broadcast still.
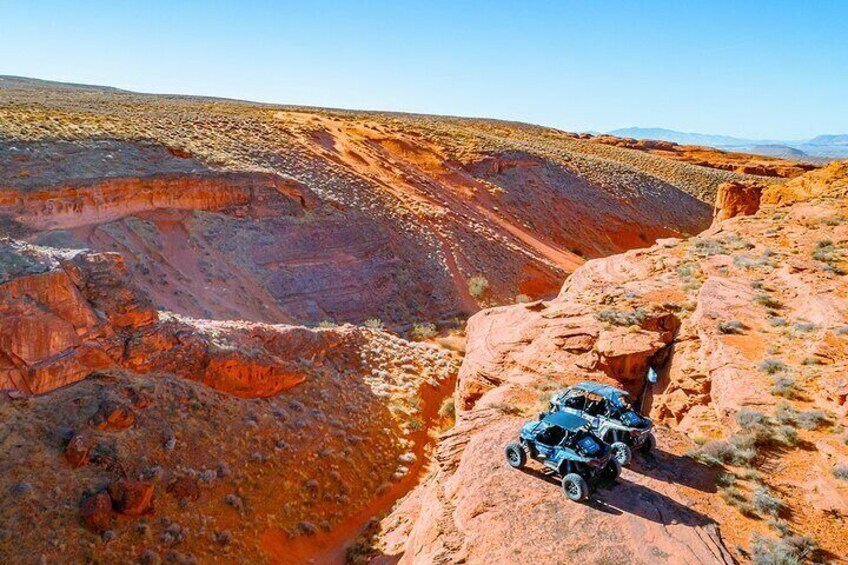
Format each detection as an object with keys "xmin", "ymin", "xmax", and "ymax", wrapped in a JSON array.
[{"xmin": 1, "ymin": 1, "xmax": 846, "ymax": 139}]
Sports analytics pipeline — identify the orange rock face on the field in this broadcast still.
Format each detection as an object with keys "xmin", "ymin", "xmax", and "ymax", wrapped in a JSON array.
[
  {"xmin": 713, "ymin": 180, "xmax": 763, "ymax": 222},
  {"xmin": 380, "ymin": 164, "xmax": 848, "ymax": 563}
]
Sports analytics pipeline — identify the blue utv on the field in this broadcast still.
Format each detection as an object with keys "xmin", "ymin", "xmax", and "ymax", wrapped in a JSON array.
[
  {"xmin": 549, "ymin": 381, "xmax": 655, "ymax": 467},
  {"xmin": 505, "ymin": 411, "xmax": 620, "ymax": 501}
]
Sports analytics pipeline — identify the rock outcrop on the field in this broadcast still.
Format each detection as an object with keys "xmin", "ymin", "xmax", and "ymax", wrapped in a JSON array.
[
  {"xmin": 380, "ymin": 164, "xmax": 848, "ymax": 563},
  {"xmin": 713, "ymin": 180, "xmax": 764, "ymax": 222}
]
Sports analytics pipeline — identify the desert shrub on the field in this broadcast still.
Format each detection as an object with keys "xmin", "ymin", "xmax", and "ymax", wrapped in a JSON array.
[
  {"xmin": 692, "ymin": 239, "xmax": 729, "ymax": 257},
  {"xmin": 515, "ymin": 294, "xmax": 532, "ymax": 304},
  {"xmin": 751, "ymin": 533, "xmax": 817, "ymax": 565},
  {"xmin": 720, "ymin": 486, "xmax": 757, "ymax": 517},
  {"xmin": 795, "ymin": 410, "xmax": 826, "ymax": 430},
  {"xmin": 833, "ymin": 466, "xmax": 848, "ymax": 481},
  {"xmin": 759, "ymin": 358, "xmax": 787, "ymax": 375},
  {"xmin": 734, "ymin": 253, "xmax": 772, "ymax": 270},
  {"xmin": 690, "ymin": 437, "xmax": 756, "ymax": 467},
  {"xmin": 717, "ymin": 320, "xmax": 746, "ymax": 334},
  {"xmin": 467, "ymin": 275, "xmax": 489, "ymax": 298},
  {"xmin": 801, "ymin": 356, "xmax": 824, "ymax": 366},
  {"xmin": 410, "ymin": 322, "xmax": 438, "ymax": 341},
  {"xmin": 363, "ymin": 318, "xmax": 384, "ymax": 330},
  {"xmin": 774, "ymin": 402, "xmax": 798, "ymax": 425},
  {"xmin": 737, "ymin": 408, "xmax": 768, "ymax": 428},
  {"xmin": 754, "ymin": 292, "xmax": 783, "ymax": 309},
  {"xmin": 836, "ymin": 326, "xmax": 848, "ymax": 336},
  {"xmin": 753, "ymin": 487, "xmax": 783, "ymax": 517},
  {"xmin": 595, "ymin": 308, "xmax": 648, "ymax": 327},
  {"xmin": 438, "ymin": 396, "xmax": 456, "ymax": 420},
  {"xmin": 771, "ymin": 376, "xmax": 798, "ymax": 399},
  {"xmin": 793, "ymin": 321, "xmax": 817, "ymax": 333},
  {"xmin": 318, "ymin": 320, "xmax": 336, "ymax": 328},
  {"xmin": 768, "ymin": 317, "xmax": 787, "ymax": 327}
]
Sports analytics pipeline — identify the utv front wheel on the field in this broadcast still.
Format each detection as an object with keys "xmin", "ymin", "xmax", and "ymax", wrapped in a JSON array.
[
  {"xmin": 505, "ymin": 442, "xmax": 526, "ymax": 469},
  {"xmin": 562, "ymin": 473, "xmax": 589, "ymax": 501},
  {"xmin": 598, "ymin": 459, "xmax": 621, "ymax": 484},
  {"xmin": 640, "ymin": 433, "xmax": 656, "ymax": 456},
  {"xmin": 611, "ymin": 442, "xmax": 632, "ymax": 467}
]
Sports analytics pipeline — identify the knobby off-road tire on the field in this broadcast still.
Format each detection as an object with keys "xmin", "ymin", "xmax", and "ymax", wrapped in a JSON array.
[
  {"xmin": 598, "ymin": 459, "xmax": 621, "ymax": 485},
  {"xmin": 562, "ymin": 473, "xmax": 589, "ymax": 501},
  {"xmin": 640, "ymin": 432, "xmax": 656, "ymax": 456},
  {"xmin": 611, "ymin": 441, "xmax": 632, "ymax": 467},
  {"xmin": 505, "ymin": 442, "xmax": 527, "ymax": 469}
]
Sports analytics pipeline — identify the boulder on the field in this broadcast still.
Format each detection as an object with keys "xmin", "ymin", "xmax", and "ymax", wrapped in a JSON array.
[{"xmin": 108, "ymin": 480, "xmax": 154, "ymax": 516}]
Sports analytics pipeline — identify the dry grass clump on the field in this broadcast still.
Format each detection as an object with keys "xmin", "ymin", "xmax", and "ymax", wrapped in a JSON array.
[
  {"xmin": 595, "ymin": 307, "xmax": 648, "ymax": 327},
  {"xmin": 410, "ymin": 322, "xmax": 438, "ymax": 341},
  {"xmin": 688, "ymin": 408, "xmax": 798, "ymax": 468},
  {"xmin": 750, "ymin": 533, "xmax": 817, "ymax": 565},
  {"xmin": 467, "ymin": 275, "xmax": 489, "ymax": 299},
  {"xmin": 717, "ymin": 320, "xmax": 746, "ymax": 334}
]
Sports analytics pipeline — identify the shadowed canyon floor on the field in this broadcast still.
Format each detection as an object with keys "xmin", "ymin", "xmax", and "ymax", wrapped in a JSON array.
[{"xmin": 1, "ymin": 77, "xmax": 844, "ymax": 565}]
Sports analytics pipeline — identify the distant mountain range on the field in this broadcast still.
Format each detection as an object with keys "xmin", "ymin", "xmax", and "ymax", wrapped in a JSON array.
[{"xmin": 608, "ymin": 127, "xmax": 848, "ymax": 160}]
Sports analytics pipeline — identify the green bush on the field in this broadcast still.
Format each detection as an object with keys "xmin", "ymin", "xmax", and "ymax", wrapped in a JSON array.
[
  {"xmin": 467, "ymin": 275, "xmax": 489, "ymax": 298},
  {"xmin": 410, "ymin": 322, "xmax": 438, "ymax": 341}
]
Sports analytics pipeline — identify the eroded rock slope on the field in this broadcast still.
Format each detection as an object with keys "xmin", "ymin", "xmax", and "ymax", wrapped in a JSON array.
[{"xmin": 380, "ymin": 163, "xmax": 848, "ymax": 564}]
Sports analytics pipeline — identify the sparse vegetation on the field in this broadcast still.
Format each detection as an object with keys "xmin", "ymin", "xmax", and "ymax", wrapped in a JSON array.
[
  {"xmin": 833, "ymin": 466, "xmax": 848, "ymax": 481},
  {"xmin": 363, "ymin": 318, "xmax": 384, "ymax": 330},
  {"xmin": 750, "ymin": 533, "xmax": 817, "ymax": 565},
  {"xmin": 410, "ymin": 322, "xmax": 438, "ymax": 341},
  {"xmin": 753, "ymin": 487, "xmax": 783, "ymax": 517},
  {"xmin": 770, "ymin": 376, "xmax": 798, "ymax": 399},
  {"xmin": 754, "ymin": 292, "xmax": 783, "ymax": 309},
  {"xmin": 438, "ymin": 396, "xmax": 456, "ymax": 420},
  {"xmin": 759, "ymin": 358, "xmax": 788, "ymax": 375},
  {"xmin": 595, "ymin": 307, "xmax": 648, "ymax": 327},
  {"xmin": 467, "ymin": 275, "xmax": 490, "ymax": 299},
  {"xmin": 717, "ymin": 320, "xmax": 746, "ymax": 334}
]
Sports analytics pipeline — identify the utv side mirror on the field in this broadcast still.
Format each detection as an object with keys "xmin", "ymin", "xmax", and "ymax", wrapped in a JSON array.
[{"xmin": 538, "ymin": 411, "xmax": 548, "ymax": 421}]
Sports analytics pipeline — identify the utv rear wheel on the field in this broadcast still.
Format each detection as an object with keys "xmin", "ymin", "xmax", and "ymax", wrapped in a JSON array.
[
  {"xmin": 505, "ymin": 442, "xmax": 526, "ymax": 469},
  {"xmin": 611, "ymin": 442, "xmax": 632, "ymax": 467},
  {"xmin": 598, "ymin": 459, "xmax": 621, "ymax": 485},
  {"xmin": 562, "ymin": 473, "xmax": 589, "ymax": 501},
  {"xmin": 640, "ymin": 433, "xmax": 656, "ymax": 456}
]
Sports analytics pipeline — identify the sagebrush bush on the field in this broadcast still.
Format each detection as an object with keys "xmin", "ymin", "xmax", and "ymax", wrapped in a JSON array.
[
  {"xmin": 363, "ymin": 318, "xmax": 384, "ymax": 330},
  {"xmin": 754, "ymin": 292, "xmax": 783, "ymax": 309},
  {"xmin": 467, "ymin": 275, "xmax": 489, "ymax": 298},
  {"xmin": 750, "ymin": 533, "xmax": 816, "ymax": 565},
  {"xmin": 717, "ymin": 320, "xmax": 746, "ymax": 334},
  {"xmin": 771, "ymin": 376, "xmax": 798, "ymax": 399},
  {"xmin": 833, "ymin": 466, "xmax": 848, "ymax": 481},
  {"xmin": 795, "ymin": 410, "xmax": 826, "ymax": 430},
  {"xmin": 410, "ymin": 322, "xmax": 438, "ymax": 340},
  {"xmin": 759, "ymin": 358, "xmax": 787, "ymax": 375},
  {"xmin": 595, "ymin": 308, "xmax": 648, "ymax": 327},
  {"xmin": 753, "ymin": 487, "xmax": 783, "ymax": 517}
]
